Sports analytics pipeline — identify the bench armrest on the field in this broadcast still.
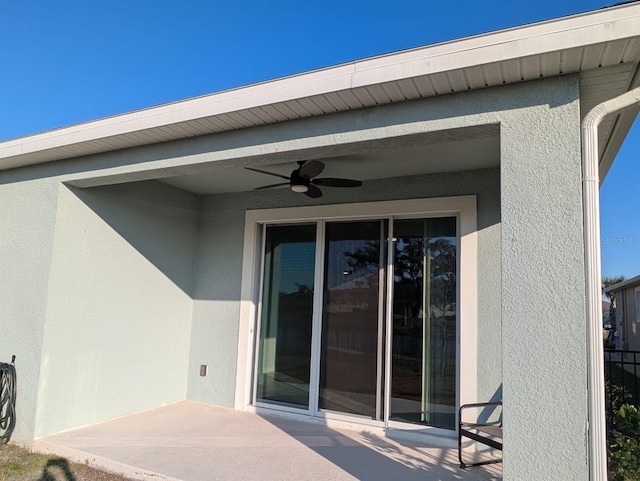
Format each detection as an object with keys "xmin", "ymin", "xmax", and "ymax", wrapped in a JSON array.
[
  {"xmin": 458, "ymin": 401, "xmax": 503, "ymax": 469},
  {"xmin": 459, "ymin": 401, "xmax": 502, "ymax": 424}
]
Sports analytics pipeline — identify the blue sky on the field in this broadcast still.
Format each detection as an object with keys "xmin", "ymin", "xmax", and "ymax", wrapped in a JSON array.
[{"xmin": 1, "ymin": 0, "xmax": 638, "ymax": 278}]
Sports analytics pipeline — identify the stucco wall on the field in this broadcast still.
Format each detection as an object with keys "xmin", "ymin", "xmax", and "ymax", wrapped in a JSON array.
[
  {"xmin": 34, "ymin": 181, "xmax": 199, "ymax": 438},
  {"xmin": 500, "ymin": 79, "xmax": 586, "ymax": 479},
  {"xmin": 0, "ymin": 74, "xmax": 588, "ymax": 480},
  {"xmin": 188, "ymin": 168, "xmax": 502, "ymax": 407},
  {"xmin": 0, "ymin": 178, "xmax": 59, "ymax": 445},
  {"xmin": 183, "ymin": 76, "xmax": 585, "ymax": 479}
]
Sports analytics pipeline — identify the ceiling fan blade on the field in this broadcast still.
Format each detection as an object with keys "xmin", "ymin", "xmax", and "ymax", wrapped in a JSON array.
[
  {"xmin": 255, "ymin": 182, "xmax": 290, "ymax": 190},
  {"xmin": 312, "ymin": 178, "xmax": 363, "ymax": 188},
  {"xmin": 245, "ymin": 167, "xmax": 290, "ymax": 181},
  {"xmin": 304, "ymin": 184, "xmax": 323, "ymax": 198},
  {"xmin": 298, "ymin": 160, "xmax": 325, "ymax": 179}
]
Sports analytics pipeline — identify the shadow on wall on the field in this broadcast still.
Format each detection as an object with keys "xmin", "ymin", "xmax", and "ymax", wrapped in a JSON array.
[
  {"xmin": 477, "ymin": 385, "xmax": 503, "ymax": 425},
  {"xmin": 68, "ymin": 167, "xmax": 501, "ymax": 305},
  {"xmin": 67, "ymin": 182, "xmax": 200, "ymax": 297}
]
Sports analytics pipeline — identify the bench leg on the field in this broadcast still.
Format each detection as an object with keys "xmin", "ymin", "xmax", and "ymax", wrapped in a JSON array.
[
  {"xmin": 458, "ymin": 433, "xmax": 502, "ymax": 469},
  {"xmin": 458, "ymin": 431, "xmax": 467, "ymax": 468}
]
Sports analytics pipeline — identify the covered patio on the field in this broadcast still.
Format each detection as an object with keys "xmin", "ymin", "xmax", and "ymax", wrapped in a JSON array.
[
  {"xmin": 4, "ymin": 5, "xmax": 640, "ymax": 480},
  {"xmin": 34, "ymin": 401, "xmax": 502, "ymax": 481}
]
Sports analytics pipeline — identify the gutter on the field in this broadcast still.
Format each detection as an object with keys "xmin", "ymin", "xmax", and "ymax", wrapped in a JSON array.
[{"xmin": 581, "ymin": 85, "xmax": 640, "ymax": 481}]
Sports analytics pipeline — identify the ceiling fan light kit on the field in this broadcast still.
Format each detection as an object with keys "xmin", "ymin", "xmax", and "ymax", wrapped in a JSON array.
[{"xmin": 246, "ymin": 160, "xmax": 362, "ymax": 198}]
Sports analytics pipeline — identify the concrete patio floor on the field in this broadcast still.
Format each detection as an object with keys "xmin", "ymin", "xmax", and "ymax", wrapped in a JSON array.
[{"xmin": 34, "ymin": 401, "xmax": 502, "ymax": 481}]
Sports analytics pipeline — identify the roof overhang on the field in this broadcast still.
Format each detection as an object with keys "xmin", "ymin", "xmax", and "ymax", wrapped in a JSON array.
[{"xmin": 1, "ymin": 2, "xmax": 640, "ymax": 176}]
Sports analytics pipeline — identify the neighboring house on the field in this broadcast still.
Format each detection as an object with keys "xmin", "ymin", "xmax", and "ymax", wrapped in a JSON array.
[
  {"xmin": 603, "ymin": 300, "xmax": 613, "ymax": 346},
  {"xmin": 1, "ymin": 4, "xmax": 640, "ymax": 481},
  {"xmin": 606, "ymin": 274, "xmax": 640, "ymax": 351},
  {"xmin": 603, "ymin": 300, "xmax": 611, "ymax": 325}
]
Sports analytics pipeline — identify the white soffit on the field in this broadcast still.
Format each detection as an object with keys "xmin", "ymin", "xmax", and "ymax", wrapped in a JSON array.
[{"xmin": 1, "ymin": 2, "xmax": 640, "ymax": 171}]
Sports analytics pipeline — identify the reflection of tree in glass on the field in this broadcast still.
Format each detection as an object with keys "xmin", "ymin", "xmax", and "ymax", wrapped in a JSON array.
[
  {"xmin": 340, "ymin": 241, "xmax": 381, "ymax": 290},
  {"xmin": 423, "ymin": 238, "xmax": 456, "ymax": 377},
  {"xmin": 344, "ymin": 241, "xmax": 379, "ymax": 273},
  {"xmin": 344, "ymin": 236, "xmax": 456, "ymax": 375},
  {"xmin": 344, "ymin": 237, "xmax": 455, "ymax": 310}
]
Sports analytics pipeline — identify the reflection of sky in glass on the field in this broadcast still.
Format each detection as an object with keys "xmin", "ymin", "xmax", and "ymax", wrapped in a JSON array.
[
  {"xmin": 395, "ymin": 236, "xmax": 457, "ymax": 251},
  {"xmin": 278, "ymin": 242, "xmax": 316, "ymax": 294}
]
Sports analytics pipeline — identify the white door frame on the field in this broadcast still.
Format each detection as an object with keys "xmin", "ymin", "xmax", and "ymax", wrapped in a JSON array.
[{"xmin": 234, "ymin": 196, "xmax": 478, "ymax": 434}]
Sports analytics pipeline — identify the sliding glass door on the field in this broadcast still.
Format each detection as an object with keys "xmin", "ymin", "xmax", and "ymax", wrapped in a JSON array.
[
  {"xmin": 319, "ymin": 221, "xmax": 386, "ymax": 419},
  {"xmin": 390, "ymin": 217, "xmax": 457, "ymax": 429},
  {"xmin": 255, "ymin": 216, "xmax": 457, "ymax": 430},
  {"xmin": 256, "ymin": 224, "xmax": 316, "ymax": 408}
]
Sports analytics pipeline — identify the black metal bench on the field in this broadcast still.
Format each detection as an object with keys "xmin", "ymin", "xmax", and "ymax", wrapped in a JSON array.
[{"xmin": 458, "ymin": 401, "xmax": 502, "ymax": 468}]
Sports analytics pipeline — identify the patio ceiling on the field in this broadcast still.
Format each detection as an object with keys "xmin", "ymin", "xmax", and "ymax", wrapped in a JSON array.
[
  {"xmin": 160, "ymin": 129, "xmax": 500, "ymax": 195},
  {"xmin": 0, "ymin": 3, "xmax": 639, "ymax": 181}
]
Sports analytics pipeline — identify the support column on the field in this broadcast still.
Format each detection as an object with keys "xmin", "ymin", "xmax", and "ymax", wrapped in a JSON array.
[{"xmin": 500, "ymin": 77, "xmax": 588, "ymax": 479}]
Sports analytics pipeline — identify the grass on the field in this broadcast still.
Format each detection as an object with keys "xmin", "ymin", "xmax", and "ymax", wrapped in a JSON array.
[{"xmin": 0, "ymin": 444, "xmax": 134, "ymax": 481}]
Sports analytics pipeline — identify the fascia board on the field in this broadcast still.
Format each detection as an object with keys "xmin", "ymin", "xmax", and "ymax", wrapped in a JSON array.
[
  {"xmin": 350, "ymin": 11, "xmax": 640, "ymax": 85},
  {"xmin": 0, "ymin": 64, "xmax": 357, "ymax": 160},
  {"xmin": 1, "ymin": 3, "xmax": 640, "ymax": 163},
  {"xmin": 599, "ymin": 62, "xmax": 640, "ymax": 181}
]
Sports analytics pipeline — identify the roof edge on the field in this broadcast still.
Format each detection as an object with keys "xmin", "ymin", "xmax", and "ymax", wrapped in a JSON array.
[
  {"xmin": 605, "ymin": 274, "xmax": 640, "ymax": 292},
  {"xmin": 2, "ymin": 2, "xmax": 640, "ymax": 167}
]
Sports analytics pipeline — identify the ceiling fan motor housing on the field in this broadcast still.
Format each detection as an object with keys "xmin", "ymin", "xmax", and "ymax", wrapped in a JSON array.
[
  {"xmin": 246, "ymin": 160, "xmax": 361, "ymax": 198},
  {"xmin": 290, "ymin": 168, "xmax": 310, "ymax": 188}
]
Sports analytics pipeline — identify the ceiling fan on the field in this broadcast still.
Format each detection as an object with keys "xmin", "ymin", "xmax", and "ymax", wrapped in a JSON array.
[{"xmin": 246, "ymin": 160, "xmax": 362, "ymax": 198}]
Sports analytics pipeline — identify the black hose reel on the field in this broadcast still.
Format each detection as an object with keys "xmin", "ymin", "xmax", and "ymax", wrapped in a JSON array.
[{"xmin": 0, "ymin": 355, "xmax": 16, "ymax": 444}]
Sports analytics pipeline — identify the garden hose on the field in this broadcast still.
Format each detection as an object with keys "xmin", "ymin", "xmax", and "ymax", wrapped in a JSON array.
[{"xmin": 0, "ymin": 355, "xmax": 16, "ymax": 444}]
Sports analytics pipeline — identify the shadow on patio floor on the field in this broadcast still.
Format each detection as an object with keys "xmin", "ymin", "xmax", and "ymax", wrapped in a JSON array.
[
  {"xmin": 259, "ymin": 412, "xmax": 502, "ymax": 481},
  {"xmin": 34, "ymin": 401, "xmax": 502, "ymax": 481}
]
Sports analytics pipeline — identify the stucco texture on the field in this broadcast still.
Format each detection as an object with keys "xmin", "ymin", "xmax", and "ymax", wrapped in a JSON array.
[
  {"xmin": 0, "ymin": 179, "xmax": 59, "ymax": 445},
  {"xmin": 35, "ymin": 182, "xmax": 199, "ymax": 438},
  {"xmin": 0, "ymin": 74, "xmax": 587, "ymax": 480},
  {"xmin": 188, "ymin": 168, "xmax": 501, "ymax": 408},
  {"xmin": 500, "ymin": 82, "xmax": 586, "ymax": 479}
]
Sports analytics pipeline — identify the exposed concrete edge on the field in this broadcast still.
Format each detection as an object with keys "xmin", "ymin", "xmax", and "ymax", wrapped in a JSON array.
[{"xmin": 33, "ymin": 439, "xmax": 183, "ymax": 481}]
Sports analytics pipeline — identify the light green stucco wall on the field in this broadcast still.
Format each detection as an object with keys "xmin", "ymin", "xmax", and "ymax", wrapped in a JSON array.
[
  {"xmin": 188, "ymin": 168, "xmax": 502, "ymax": 408},
  {"xmin": 500, "ymin": 83, "xmax": 587, "ymax": 480},
  {"xmin": 0, "ymin": 170, "xmax": 200, "ymax": 442},
  {"xmin": 32, "ymin": 182, "xmax": 199, "ymax": 438},
  {"xmin": 152, "ymin": 75, "xmax": 587, "ymax": 479},
  {"xmin": 0, "ymin": 74, "xmax": 587, "ymax": 479},
  {"xmin": 0, "ymin": 178, "xmax": 59, "ymax": 445}
]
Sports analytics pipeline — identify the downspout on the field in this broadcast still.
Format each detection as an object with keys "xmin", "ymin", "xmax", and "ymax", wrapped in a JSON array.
[{"xmin": 581, "ymin": 85, "xmax": 640, "ymax": 481}]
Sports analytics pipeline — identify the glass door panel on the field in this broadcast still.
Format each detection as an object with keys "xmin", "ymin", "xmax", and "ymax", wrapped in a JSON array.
[
  {"xmin": 319, "ymin": 221, "xmax": 384, "ymax": 418},
  {"xmin": 256, "ymin": 224, "xmax": 316, "ymax": 408},
  {"xmin": 390, "ymin": 217, "xmax": 457, "ymax": 429}
]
